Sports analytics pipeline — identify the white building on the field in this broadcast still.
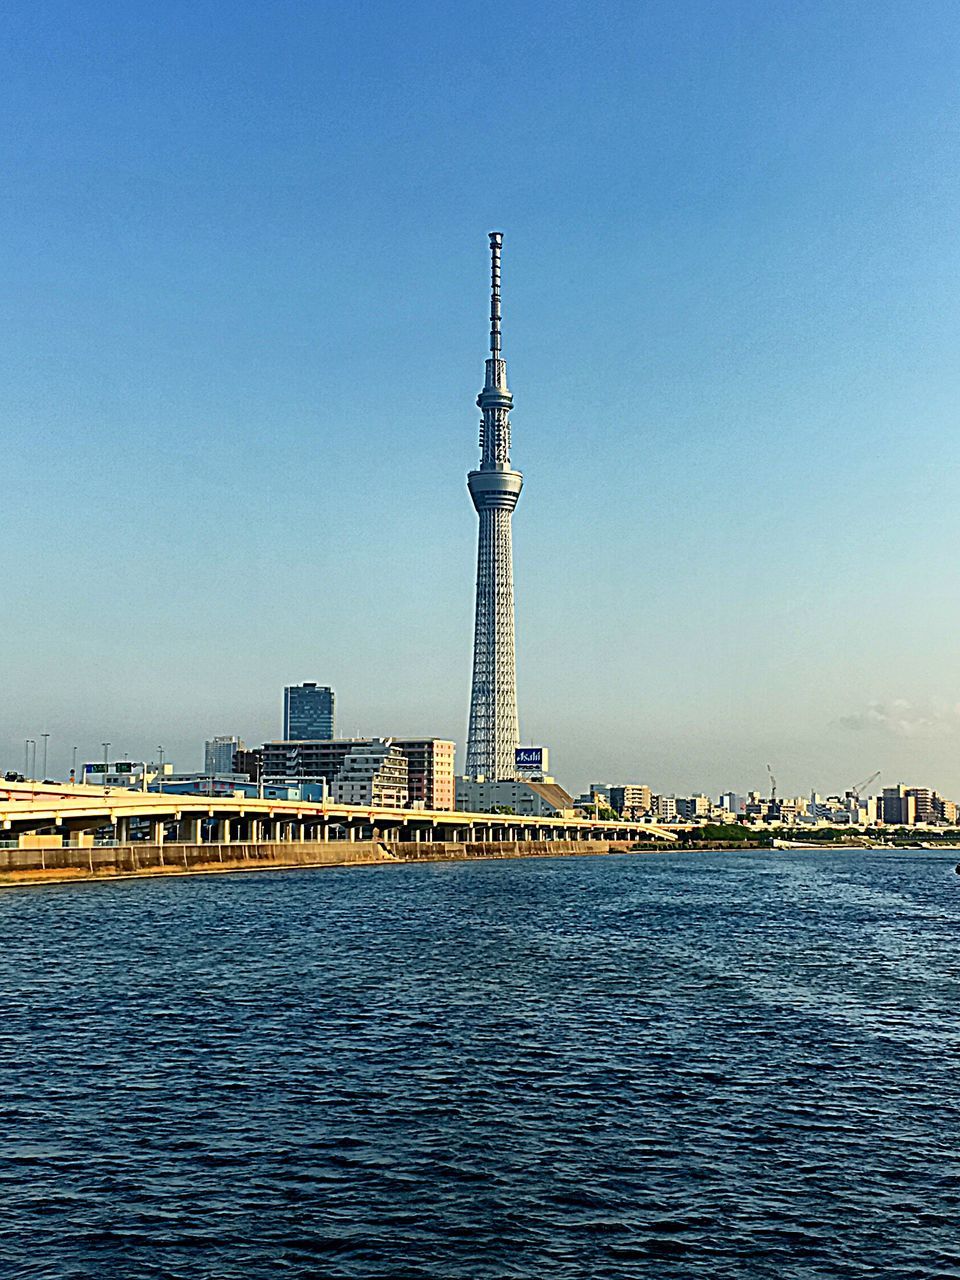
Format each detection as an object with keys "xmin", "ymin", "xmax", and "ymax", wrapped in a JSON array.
[
  {"xmin": 205, "ymin": 736, "xmax": 244, "ymax": 774},
  {"xmin": 332, "ymin": 740, "xmax": 409, "ymax": 807},
  {"xmin": 456, "ymin": 777, "xmax": 574, "ymax": 817}
]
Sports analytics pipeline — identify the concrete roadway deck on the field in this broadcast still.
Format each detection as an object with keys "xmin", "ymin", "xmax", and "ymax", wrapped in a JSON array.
[{"xmin": 0, "ymin": 781, "xmax": 681, "ymax": 846}]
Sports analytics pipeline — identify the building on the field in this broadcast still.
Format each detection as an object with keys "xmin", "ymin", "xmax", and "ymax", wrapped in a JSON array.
[
  {"xmin": 881, "ymin": 785, "xmax": 917, "ymax": 826},
  {"xmin": 150, "ymin": 772, "xmax": 257, "ymax": 796},
  {"xmin": 465, "ymin": 233, "xmax": 524, "ymax": 781},
  {"xmin": 332, "ymin": 741, "xmax": 408, "ymax": 807},
  {"xmin": 261, "ymin": 737, "xmax": 422, "ymax": 808},
  {"xmin": 938, "ymin": 797, "xmax": 958, "ymax": 824},
  {"xmin": 609, "ymin": 784, "xmax": 653, "ymax": 819},
  {"xmin": 456, "ymin": 777, "xmax": 574, "ymax": 817},
  {"xmin": 232, "ymin": 748, "xmax": 262, "ymax": 783},
  {"xmin": 676, "ymin": 794, "xmax": 710, "ymax": 820},
  {"xmin": 283, "ymin": 683, "xmax": 335, "ymax": 740},
  {"xmin": 148, "ymin": 774, "xmax": 296, "ymax": 800},
  {"xmin": 719, "ymin": 792, "xmax": 745, "ymax": 814},
  {"xmin": 393, "ymin": 739, "xmax": 455, "ymax": 810},
  {"xmin": 204, "ymin": 736, "xmax": 244, "ymax": 774},
  {"xmin": 906, "ymin": 787, "xmax": 938, "ymax": 824},
  {"xmin": 653, "ymin": 795, "xmax": 678, "ymax": 821}
]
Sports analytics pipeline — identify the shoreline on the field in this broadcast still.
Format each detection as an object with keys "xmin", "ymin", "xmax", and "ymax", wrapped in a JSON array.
[
  {"xmin": 0, "ymin": 837, "xmax": 637, "ymax": 890},
  {"xmin": 2, "ymin": 838, "xmax": 952, "ymax": 891}
]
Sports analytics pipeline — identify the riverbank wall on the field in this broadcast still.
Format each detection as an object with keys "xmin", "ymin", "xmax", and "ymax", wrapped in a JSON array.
[{"xmin": 0, "ymin": 838, "xmax": 634, "ymax": 888}]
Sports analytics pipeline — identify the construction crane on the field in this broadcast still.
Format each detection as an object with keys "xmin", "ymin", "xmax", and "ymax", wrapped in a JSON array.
[
  {"xmin": 849, "ymin": 770, "xmax": 881, "ymax": 801},
  {"xmin": 767, "ymin": 763, "xmax": 777, "ymax": 803}
]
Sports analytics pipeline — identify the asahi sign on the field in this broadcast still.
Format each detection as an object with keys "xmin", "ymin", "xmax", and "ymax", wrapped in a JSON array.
[{"xmin": 515, "ymin": 747, "xmax": 547, "ymax": 777}]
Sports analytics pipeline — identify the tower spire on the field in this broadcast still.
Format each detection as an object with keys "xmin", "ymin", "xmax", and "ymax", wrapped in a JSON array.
[
  {"xmin": 489, "ymin": 231, "xmax": 502, "ymax": 359},
  {"xmin": 466, "ymin": 232, "xmax": 523, "ymax": 781}
]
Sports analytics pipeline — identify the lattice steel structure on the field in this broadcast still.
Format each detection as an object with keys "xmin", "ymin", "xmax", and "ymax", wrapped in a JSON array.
[{"xmin": 465, "ymin": 232, "xmax": 523, "ymax": 780}]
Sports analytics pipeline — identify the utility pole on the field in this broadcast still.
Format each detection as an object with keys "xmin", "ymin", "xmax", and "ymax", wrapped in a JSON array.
[
  {"xmin": 41, "ymin": 733, "xmax": 50, "ymax": 779},
  {"xmin": 157, "ymin": 746, "xmax": 164, "ymax": 793}
]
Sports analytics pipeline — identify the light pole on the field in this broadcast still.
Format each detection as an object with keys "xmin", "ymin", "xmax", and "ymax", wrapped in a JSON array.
[
  {"xmin": 23, "ymin": 739, "xmax": 31, "ymax": 777},
  {"xmin": 71, "ymin": 746, "xmax": 78, "ymax": 782},
  {"xmin": 41, "ymin": 733, "xmax": 50, "ymax": 779},
  {"xmin": 157, "ymin": 746, "xmax": 164, "ymax": 793},
  {"xmin": 102, "ymin": 742, "xmax": 110, "ymax": 789},
  {"xmin": 29, "ymin": 740, "xmax": 36, "ymax": 778}
]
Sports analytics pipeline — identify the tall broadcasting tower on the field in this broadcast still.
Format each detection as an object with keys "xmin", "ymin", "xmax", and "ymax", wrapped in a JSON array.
[{"xmin": 465, "ymin": 232, "xmax": 523, "ymax": 780}]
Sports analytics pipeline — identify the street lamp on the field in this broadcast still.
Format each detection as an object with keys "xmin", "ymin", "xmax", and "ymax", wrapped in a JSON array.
[
  {"xmin": 102, "ymin": 742, "xmax": 110, "ymax": 790},
  {"xmin": 157, "ymin": 746, "xmax": 164, "ymax": 793},
  {"xmin": 23, "ymin": 739, "xmax": 32, "ymax": 777},
  {"xmin": 41, "ymin": 733, "xmax": 50, "ymax": 779},
  {"xmin": 71, "ymin": 746, "xmax": 78, "ymax": 782}
]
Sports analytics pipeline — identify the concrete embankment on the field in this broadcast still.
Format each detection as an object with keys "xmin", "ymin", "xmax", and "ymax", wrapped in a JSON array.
[{"xmin": 0, "ymin": 838, "xmax": 633, "ymax": 888}]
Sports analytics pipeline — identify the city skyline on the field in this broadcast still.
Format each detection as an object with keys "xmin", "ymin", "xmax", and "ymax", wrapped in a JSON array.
[{"xmin": 4, "ymin": 4, "xmax": 960, "ymax": 795}]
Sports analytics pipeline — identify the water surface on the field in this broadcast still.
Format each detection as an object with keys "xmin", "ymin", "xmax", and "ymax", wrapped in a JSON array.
[{"xmin": 2, "ymin": 850, "xmax": 959, "ymax": 1278}]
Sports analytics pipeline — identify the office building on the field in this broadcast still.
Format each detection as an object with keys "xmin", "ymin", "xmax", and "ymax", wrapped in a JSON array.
[
  {"xmin": 283, "ymin": 683, "xmax": 335, "ymax": 740},
  {"xmin": 205, "ymin": 736, "xmax": 244, "ymax": 775}
]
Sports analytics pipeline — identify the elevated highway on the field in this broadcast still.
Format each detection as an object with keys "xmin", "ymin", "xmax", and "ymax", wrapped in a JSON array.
[{"xmin": 1, "ymin": 781, "xmax": 681, "ymax": 847}]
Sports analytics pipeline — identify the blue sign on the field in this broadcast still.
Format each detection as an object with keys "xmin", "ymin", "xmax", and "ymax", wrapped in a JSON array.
[{"xmin": 515, "ymin": 747, "xmax": 544, "ymax": 770}]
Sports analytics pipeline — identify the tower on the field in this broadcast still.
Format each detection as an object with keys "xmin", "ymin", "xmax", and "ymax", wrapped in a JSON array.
[{"xmin": 465, "ymin": 232, "xmax": 523, "ymax": 780}]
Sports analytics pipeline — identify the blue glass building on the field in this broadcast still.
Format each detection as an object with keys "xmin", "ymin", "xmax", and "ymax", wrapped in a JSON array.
[{"xmin": 283, "ymin": 683, "xmax": 335, "ymax": 740}]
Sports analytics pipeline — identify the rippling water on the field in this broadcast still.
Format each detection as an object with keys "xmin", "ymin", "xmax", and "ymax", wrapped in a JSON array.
[{"xmin": 2, "ymin": 850, "xmax": 960, "ymax": 1278}]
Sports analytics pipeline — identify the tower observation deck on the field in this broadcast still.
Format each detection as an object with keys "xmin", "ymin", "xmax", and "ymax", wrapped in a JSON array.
[{"xmin": 465, "ymin": 232, "xmax": 523, "ymax": 780}]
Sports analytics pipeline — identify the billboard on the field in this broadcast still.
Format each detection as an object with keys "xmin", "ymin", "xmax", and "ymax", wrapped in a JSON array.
[{"xmin": 515, "ymin": 747, "xmax": 547, "ymax": 775}]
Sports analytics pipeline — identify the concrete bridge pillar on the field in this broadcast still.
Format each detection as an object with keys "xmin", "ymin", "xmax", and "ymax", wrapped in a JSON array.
[
  {"xmin": 216, "ymin": 818, "xmax": 232, "ymax": 844},
  {"xmin": 149, "ymin": 817, "xmax": 165, "ymax": 845},
  {"xmin": 116, "ymin": 817, "xmax": 130, "ymax": 844},
  {"xmin": 179, "ymin": 816, "xmax": 202, "ymax": 844}
]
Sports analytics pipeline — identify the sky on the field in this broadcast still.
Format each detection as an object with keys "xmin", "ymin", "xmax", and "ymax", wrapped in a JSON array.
[{"xmin": 3, "ymin": 0, "xmax": 960, "ymax": 798}]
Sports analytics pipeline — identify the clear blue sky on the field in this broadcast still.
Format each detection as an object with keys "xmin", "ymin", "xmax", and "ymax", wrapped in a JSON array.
[{"xmin": 4, "ymin": 0, "xmax": 960, "ymax": 797}]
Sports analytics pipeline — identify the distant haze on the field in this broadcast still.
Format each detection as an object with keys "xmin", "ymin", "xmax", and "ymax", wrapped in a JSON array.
[{"xmin": 4, "ymin": 2, "xmax": 960, "ymax": 799}]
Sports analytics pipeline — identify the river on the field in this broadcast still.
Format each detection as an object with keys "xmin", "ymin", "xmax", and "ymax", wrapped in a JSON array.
[{"xmin": 1, "ymin": 849, "xmax": 958, "ymax": 1278}]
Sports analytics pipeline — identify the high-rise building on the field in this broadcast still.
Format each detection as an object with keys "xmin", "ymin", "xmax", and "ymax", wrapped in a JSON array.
[
  {"xmin": 205, "ymin": 736, "xmax": 244, "ymax": 774},
  {"xmin": 283, "ymin": 683, "xmax": 335, "ymax": 740},
  {"xmin": 465, "ymin": 233, "xmax": 523, "ymax": 781}
]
